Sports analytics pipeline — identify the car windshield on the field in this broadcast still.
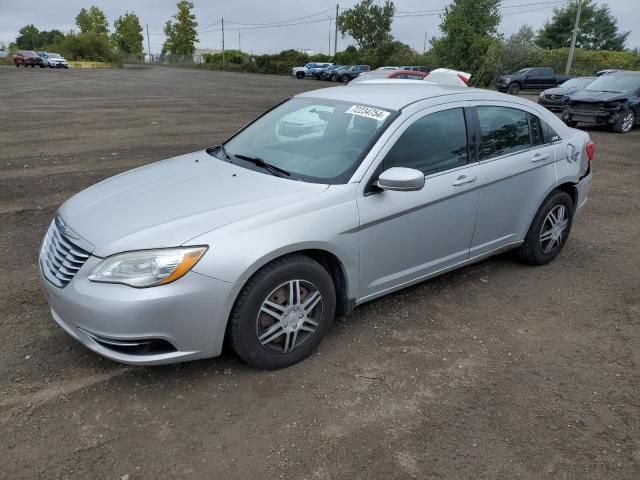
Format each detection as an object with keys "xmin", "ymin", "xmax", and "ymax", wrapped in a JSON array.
[
  {"xmin": 586, "ymin": 73, "xmax": 640, "ymax": 93},
  {"xmin": 560, "ymin": 77, "xmax": 595, "ymax": 88},
  {"xmin": 212, "ymin": 98, "xmax": 396, "ymax": 184},
  {"xmin": 513, "ymin": 69, "xmax": 529, "ymax": 75},
  {"xmin": 49, "ymin": 53, "xmax": 62, "ymax": 58}
]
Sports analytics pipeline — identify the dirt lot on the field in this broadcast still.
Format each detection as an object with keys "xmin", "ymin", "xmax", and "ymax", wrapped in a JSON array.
[{"xmin": 0, "ymin": 66, "xmax": 638, "ymax": 479}]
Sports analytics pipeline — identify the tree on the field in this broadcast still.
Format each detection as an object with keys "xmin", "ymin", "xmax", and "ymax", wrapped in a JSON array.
[
  {"xmin": 76, "ymin": 6, "xmax": 109, "ymax": 35},
  {"xmin": 499, "ymin": 25, "xmax": 543, "ymax": 73},
  {"xmin": 15, "ymin": 25, "xmax": 40, "ymax": 49},
  {"xmin": 112, "ymin": 12, "xmax": 144, "ymax": 55},
  {"xmin": 430, "ymin": 0, "xmax": 501, "ymax": 83},
  {"xmin": 338, "ymin": 0, "xmax": 395, "ymax": 51},
  {"xmin": 162, "ymin": 1, "xmax": 198, "ymax": 55},
  {"xmin": 536, "ymin": 0, "xmax": 629, "ymax": 51}
]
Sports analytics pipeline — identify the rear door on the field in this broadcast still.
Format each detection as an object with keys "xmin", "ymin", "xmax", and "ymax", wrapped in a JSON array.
[{"xmin": 468, "ymin": 103, "xmax": 558, "ymax": 256}]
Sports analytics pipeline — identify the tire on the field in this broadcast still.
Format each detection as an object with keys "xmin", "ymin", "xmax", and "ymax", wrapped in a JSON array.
[
  {"xmin": 612, "ymin": 109, "xmax": 635, "ymax": 134},
  {"xmin": 516, "ymin": 190, "xmax": 574, "ymax": 265},
  {"xmin": 295, "ymin": 71, "xmax": 305, "ymax": 79},
  {"xmin": 562, "ymin": 116, "xmax": 578, "ymax": 128},
  {"xmin": 507, "ymin": 83, "xmax": 520, "ymax": 95},
  {"xmin": 341, "ymin": 74, "xmax": 349, "ymax": 83},
  {"xmin": 15, "ymin": 62, "xmax": 19, "ymax": 68},
  {"xmin": 229, "ymin": 254, "xmax": 336, "ymax": 370},
  {"xmin": 30, "ymin": 64, "xmax": 35, "ymax": 68},
  {"xmin": 330, "ymin": 74, "xmax": 338, "ymax": 82}
]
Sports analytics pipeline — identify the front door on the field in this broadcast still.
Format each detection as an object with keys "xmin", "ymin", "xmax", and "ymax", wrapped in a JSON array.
[{"xmin": 356, "ymin": 104, "xmax": 480, "ymax": 301}]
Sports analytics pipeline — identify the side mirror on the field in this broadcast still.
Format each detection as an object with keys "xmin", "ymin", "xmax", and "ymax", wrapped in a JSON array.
[{"xmin": 377, "ymin": 167, "xmax": 425, "ymax": 192}]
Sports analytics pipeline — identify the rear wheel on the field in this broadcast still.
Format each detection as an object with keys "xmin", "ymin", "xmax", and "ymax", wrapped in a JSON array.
[
  {"xmin": 507, "ymin": 83, "xmax": 521, "ymax": 95},
  {"xmin": 612, "ymin": 109, "xmax": 635, "ymax": 133},
  {"xmin": 516, "ymin": 190, "xmax": 574, "ymax": 265},
  {"xmin": 229, "ymin": 254, "xmax": 336, "ymax": 370}
]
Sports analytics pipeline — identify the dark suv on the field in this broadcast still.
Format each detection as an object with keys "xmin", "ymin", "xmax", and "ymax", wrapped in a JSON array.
[
  {"xmin": 562, "ymin": 71, "xmax": 640, "ymax": 134},
  {"xmin": 13, "ymin": 50, "xmax": 45, "ymax": 68},
  {"xmin": 338, "ymin": 65, "xmax": 370, "ymax": 83}
]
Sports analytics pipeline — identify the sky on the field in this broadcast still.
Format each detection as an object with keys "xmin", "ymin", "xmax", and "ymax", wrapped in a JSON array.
[{"xmin": 0, "ymin": 0, "xmax": 638, "ymax": 55}]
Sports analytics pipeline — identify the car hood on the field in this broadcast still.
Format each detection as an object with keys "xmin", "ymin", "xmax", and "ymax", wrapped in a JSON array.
[
  {"xmin": 59, "ymin": 150, "xmax": 329, "ymax": 257},
  {"xmin": 568, "ymin": 90, "xmax": 630, "ymax": 102},
  {"xmin": 542, "ymin": 86, "xmax": 581, "ymax": 96}
]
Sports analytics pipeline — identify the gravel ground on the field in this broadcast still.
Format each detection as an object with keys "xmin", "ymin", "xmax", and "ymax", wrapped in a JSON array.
[{"xmin": 0, "ymin": 66, "xmax": 639, "ymax": 480}]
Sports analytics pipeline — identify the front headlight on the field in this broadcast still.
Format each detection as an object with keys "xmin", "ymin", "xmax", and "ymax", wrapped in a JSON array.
[
  {"xmin": 539, "ymin": 91, "xmax": 544, "ymax": 98},
  {"xmin": 88, "ymin": 246, "xmax": 207, "ymax": 287}
]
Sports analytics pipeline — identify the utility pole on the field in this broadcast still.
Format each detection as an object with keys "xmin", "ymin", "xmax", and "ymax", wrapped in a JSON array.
[
  {"xmin": 146, "ymin": 24, "xmax": 151, "ymax": 62},
  {"xmin": 565, "ymin": 0, "xmax": 582, "ymax": 75},
  {"xmin": 328, "ymin": 17, "xmax": 332, "ymax": 56},
  {"xmin": 238, "ymin": 31, "xmax": 241, "ymax": 52},
  {"xmin": 221, "ymin": 18, "xmax": 225, "ymax": 65},
  {"xmin": 334, "ymin": 3, "xmax": 339, "ymax": 56},
  {"xmin": 423, "ymin": 31, "xmax": 428, "ymax": 54}
]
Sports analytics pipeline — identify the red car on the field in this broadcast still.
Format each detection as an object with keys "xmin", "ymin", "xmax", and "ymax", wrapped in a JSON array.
[
  {"xmin": 349, "ymin": 69, "xmax": 429, "ymax": 84},
  {"xmin": 13, "ymin": 50, "xmax": 45, "ymax": 68}
]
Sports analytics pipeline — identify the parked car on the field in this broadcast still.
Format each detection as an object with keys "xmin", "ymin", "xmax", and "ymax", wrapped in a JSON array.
[
  {"xmin": 39, "ymin": 83, "xmax": 593, "ymax": 370},
  {"xmin": 313, "ymin": 64, "xmax": 340, "ymax": 80},
  {"xmin": 349, "ymin": 69, "xmax": 428, "ymax": 84},
  {"xmin": 538, "ymin": 77, "xmax": 596, "ymax": 111},
  {"xmin": 496, "ymin": 67, "xmax": 572, "ymax": 95},
  {"xmin": 337, "ymin": 64, "xmax": 371, "ymax": 83},
  {"xmin": 562, "ymin": 70, "xmax": 640, "ymax": 133},
  {"xmin": 400, "ymin": 65, "xmax": 430, "ymax": 73},
  {"xmin": 38, "ymin": 51, "xmax": 69, "ymax": 69},
  {"xmin": 424, "ymin": 68, "xmax": 471, "ymax": 87},
  {"xmin": 323, "ymin": 64, "xmax": 352, "ymax": 81},
  {"xmin": 596, "ymin": 69, "xmax": 618, "ymax": 76},
  {"xmin": 13, "ymin": 50, "xmax": 45, "ymax": 68},
  {"xmin": 291, "ymin": 62, "xmax": 333, "ymax": 79}
]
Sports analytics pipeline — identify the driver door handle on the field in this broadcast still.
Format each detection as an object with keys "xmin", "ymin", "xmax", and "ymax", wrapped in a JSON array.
[
  {"xmin": 531, "ymin": 153, "xmax": 549, "ymax": 163},
  {"xmin": 452, "ymin": 175, "xmax": 477, "ymax": 186}
]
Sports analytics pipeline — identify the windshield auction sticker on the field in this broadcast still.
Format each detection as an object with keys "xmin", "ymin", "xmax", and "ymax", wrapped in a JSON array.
[{"xmin": 346, "ymin": 105, "xmax": 391, "ymax": 121}]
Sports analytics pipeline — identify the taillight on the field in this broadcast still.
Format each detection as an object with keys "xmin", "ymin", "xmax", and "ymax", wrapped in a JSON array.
[
  {"xmin": 585, "ymin": 140, "xmax": 595, "ymax": 162},
  {"xmin": 458, "ymin": 73, "xmax": 470, "ymax": 85}
]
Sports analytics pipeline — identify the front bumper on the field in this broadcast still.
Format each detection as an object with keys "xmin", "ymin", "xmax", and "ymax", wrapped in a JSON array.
[
  {"xmin": 563, "ymin": 107, "xmax": 622, "ymax": 125},
  {"xmin": 538, "ymin": 98, "xmax": 567, "ymax": 111},
  {"xmin": 40, "ymin": 256, "xmax": 237, "ymax": 365}
]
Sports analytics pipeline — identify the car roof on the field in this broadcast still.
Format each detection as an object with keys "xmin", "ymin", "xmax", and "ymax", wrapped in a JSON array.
[{"xmin": 296, "ymin": 83, "xmax": 496, "ymax": 110}]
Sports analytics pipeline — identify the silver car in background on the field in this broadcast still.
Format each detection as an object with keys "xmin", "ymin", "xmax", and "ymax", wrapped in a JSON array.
[{"xmin": 39, "ymin": 84, "xmax": 594, "ymax": 369}]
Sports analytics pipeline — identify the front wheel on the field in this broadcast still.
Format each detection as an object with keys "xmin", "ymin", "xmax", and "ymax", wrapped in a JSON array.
[
  {"xmin": 507, "ymin": 83, "xmax": 520, "ymax": 95},
  {"xmin": 295, "ymin": 71, "xmax": 305, "ymax": 79},
  {"xmin": 516, "ymin": 190, "xmax": 574, "ymax": 265},
  {"xmin": 229, "ymin": 254, "xmax": 336, "ymax": 370},
  {"xmin": 612, "ymin": 109, "xmax": 635, "ymax": 133}
]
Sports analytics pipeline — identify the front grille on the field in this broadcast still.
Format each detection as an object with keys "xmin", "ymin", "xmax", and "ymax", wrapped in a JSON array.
[
  {"xmin": 40, "ymin": 221, "xmax": 91, "ymax": 288},
  {"xmin": 545, "ymin": 94, "xmax": 566, "ymax": 102}
]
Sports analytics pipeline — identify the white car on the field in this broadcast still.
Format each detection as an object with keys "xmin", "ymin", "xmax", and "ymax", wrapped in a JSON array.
[
  {"xmin": 426, "ymin": 68, "xmax": 471, "ymax": 86},
  {"xmin": 291, "ymin": 62, "xmax": 333, "ymax": 79},
  {"xmin": 40, "ymin": 52, "xmax": 69, "ymax": 69}
]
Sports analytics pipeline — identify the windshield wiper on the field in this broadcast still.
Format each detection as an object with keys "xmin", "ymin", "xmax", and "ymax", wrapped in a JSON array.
[{"xmin": 234, "ymin": 154, "xmax": 291, "ymax": 178}]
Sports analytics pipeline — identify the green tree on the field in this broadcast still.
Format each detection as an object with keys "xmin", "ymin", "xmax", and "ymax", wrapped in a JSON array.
[
  {"xmin": 430, "ymin": 0, "xmax": 501, "ymax": 84},
  {"xmin": 15, "ymin": 25, "xmax": 41, "ymax": 49},
  {"xmin": 536, "ymin": 0, "xmax": 629, "ymax": 51},
  {"xmin": 76, "ymin": 6, "xmax": 109, "ymax": 35},
  {"xmin": 338, "ymin": 0, "xmax": 395, "ymax": 51},
  {"xmin": 499, "ymin": 25, "xmax": 543, "ymax": 73},
  {"xmin": 112, "ymin": 12, "xmax": 144, "ymax": 55},
  {"xmin": 162, "ymin": 1, "xmax": 199, "ymax": 55}
]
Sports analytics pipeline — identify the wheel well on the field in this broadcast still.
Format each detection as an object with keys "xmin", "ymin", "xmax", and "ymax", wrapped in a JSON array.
[
  {"xmin": 295, "ymin": 249, "xmax": 351, "ymax": 317},
  {"xmin": 556, "ymin": 183, "xmax": 578, "ymax": 208}
]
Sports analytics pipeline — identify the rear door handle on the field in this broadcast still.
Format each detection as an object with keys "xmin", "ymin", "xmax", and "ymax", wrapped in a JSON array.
[
  {"xmin": 531, "ymin": 153, "xmax": 550, "ymax": 163},
  {"xmin": 452, "ymin": 175, "xmax": 477, "ymax": 186}
]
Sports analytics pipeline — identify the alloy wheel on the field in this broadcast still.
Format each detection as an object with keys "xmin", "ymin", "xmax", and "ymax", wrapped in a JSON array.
[
  {"xmin": 622, "ymin": 111, "xmax": 634, "ymax": 132},
  {"xmin": 256, "ymin": 279, "xmax": 323, "ymax": 354},
  {"xmin": 539, "ymin": 205, "xmax": 569, "ymax": 254}
]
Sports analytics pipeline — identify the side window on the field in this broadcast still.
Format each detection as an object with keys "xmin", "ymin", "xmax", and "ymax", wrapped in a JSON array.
[
  {"xmin": 476, "ymin": 106, "xmax": 531, "ymax": 160},
  {"xmin": 384, "ymin": 108, "xmax": 468, "ymax": 175},
  {"xmin": 529, "ymin": 114, "xmax": 545, "ymax": 146}
]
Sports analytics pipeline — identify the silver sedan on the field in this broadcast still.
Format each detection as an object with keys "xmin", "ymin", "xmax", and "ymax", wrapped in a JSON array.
[{"xmin": 39, "ymin": 83, "xmax": 594, "ymax": 369}]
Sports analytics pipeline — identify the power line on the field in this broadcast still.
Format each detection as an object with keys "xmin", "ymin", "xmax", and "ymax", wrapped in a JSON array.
[{"xmin": 225, "ymin": 7, "xmax": 334, "ymax": 27}]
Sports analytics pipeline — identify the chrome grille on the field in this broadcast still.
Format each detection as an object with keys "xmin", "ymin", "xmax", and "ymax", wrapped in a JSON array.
[{"xmin": 40, "ymin": 220, "xmax": 91, "ymax": 288}]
